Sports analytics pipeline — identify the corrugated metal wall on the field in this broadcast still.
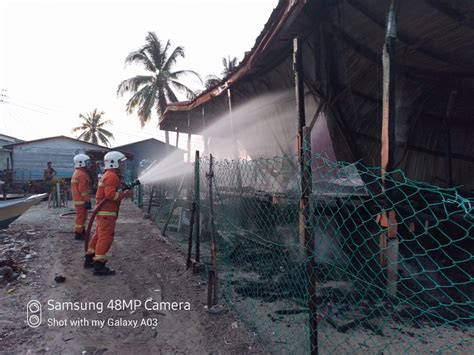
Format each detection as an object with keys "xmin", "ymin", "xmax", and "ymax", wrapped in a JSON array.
[{"xmin": 12, "ymin": 138, "xmax": 100, "ymax": 182}]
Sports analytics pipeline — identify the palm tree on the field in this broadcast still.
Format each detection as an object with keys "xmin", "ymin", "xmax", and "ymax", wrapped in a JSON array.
[
  {"xmin": 117, "ymin": 32, "xmax": 201, "ymax": 126},
  {"xmin": 197, "ymin": 56, "xmax": 238, "ymax": 94},
  {"xmin": 71, "ymin": 109, "xmax": 114, "ymax": 146},
  {"xmin": 222, "ymin": 56, "xmax": 239, "ymax": 77},
  {"xmin": 204, "ymin": 74, "xmax": 221, "ymax": 90}
]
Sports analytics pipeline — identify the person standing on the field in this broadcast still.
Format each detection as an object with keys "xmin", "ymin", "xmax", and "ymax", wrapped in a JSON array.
[
  {"xmin": 43, "ymin": 161, "xmax": 57, "ymax": 192},
  {"xmin": 84, "ymin": 151, "xmax": 132, "ymax": 276},
  {"xmin": 71, "ymin": 154, "xmax": 91, "ymax": 240}
]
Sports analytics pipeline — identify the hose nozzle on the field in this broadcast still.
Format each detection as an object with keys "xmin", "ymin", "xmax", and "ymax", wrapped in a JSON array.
[{"xmin": 124, "ymin": 179, "xmax": 141, "ymax": 190}]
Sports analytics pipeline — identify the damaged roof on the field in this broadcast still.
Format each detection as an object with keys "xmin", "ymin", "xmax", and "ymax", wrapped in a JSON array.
[{"xmin": 161, "ymin": 0, "xmax": 474, "ymax": 190}]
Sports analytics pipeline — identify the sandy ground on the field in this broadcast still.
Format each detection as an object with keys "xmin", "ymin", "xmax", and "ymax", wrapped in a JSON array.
[{"xmin": 0, "ymin": 200, "xmax": 266, "ymax": 354}]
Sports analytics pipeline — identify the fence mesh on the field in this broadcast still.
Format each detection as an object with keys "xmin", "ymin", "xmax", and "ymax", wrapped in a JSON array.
[{"xmin": 138, "ymin": 153, "xmax": 473, "ymax": 354}]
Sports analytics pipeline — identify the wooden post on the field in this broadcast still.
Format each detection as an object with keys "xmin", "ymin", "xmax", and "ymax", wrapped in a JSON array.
[
  {"xmin": 186, "ymin": 202, "xmax": 196, "ymax": 269},
  {"xmin": 187, "ymin": 112, "xmax": 191, "ymax": 163},
  {"xmin": 302, "ymin": 127, "xmax": 317, "ymax": 355},
  {"xmin": 380, "ymin": 0, "xmax": 399, "ymax": 298},
  {"xmin": 227, "ymin": 88, "xmax": 235, "ymax": 158},
  {"xmin": 147, "ymin": 186, "xmax": 155, "ymax": 215},
  {"xmin": 194, "ymin": 150, "xmax": 201, "ymax": 263},
  {"xmin": 207, "ymin": 154, "xmax": 218, "ymax": 306},
  {"xmin": 294, "ymin": 37, "xmax": 317, "ymax": 354},
  {"xmin": 165, "ymin": 131, "xmax": 170, "ymax": 154},
  {"xmin": 138, "ymin": 184, "xmax": 144, "ymax": 209},
  {"xmin": 161, "ymin": 175, "xmax": 185, "ymax": 236},
  {"xmin": 294, "ymin": 36, "xmax": 306, "ymax": 157},
  {"xmin": 202, "ymin": 106, "xmax": 208, "ymax": 154},
  {"xmin": 56, "ymin": 182, "xmax": 61, "ymax": 208},
  {"xmin": 294, "ymin": 36, "xmax": 307, "ymax": 256},
  {"xmin": 207, "ymin": 269, "xmax": 215, "ymax": 309}
]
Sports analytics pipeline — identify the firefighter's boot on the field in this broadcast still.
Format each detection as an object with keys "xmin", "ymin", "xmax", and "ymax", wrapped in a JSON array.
[
  {"xmin": 74, "ymin": 232, "xmax": 84, "ymax": 241},
  {"xmin": 93, "ymin": 261, "xmax": 116, "ymax": 276},
  {"xmin": 84, "ymin": 254, "xmax": 94, "ymax": 269}
]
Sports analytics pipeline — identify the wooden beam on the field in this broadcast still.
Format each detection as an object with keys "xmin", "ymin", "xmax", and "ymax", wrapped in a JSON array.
[
  {"xmin": 346, "ymin": 0, "xmax": 469, "ymax": 69},
  {"xmin": 427, "ymin": 0, "xmax": 474, "ymax": 31},
  {"xmin": 308, "ymin": 101, "xmax": 324, "ymax": 132},
  {"xmin": 345, "ymin": 128, "xmax": 474, "ymax": 164},
  {"xmin": 335, "ymin": 26, "xmax": 474, "ymax": 83}
]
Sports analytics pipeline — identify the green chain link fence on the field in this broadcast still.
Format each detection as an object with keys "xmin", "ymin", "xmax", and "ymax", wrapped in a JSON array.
[{"xmin": 137, "ymin": 153, "xmax": 473, "ymax": 354}]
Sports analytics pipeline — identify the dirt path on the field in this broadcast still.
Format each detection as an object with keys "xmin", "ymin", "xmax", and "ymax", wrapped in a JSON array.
[{"xmin": 0, "ymin": 200, "xmax": 265, "ymax": 354}]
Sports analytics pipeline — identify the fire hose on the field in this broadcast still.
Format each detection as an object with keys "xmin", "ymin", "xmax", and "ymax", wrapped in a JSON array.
[
  {"xmin": 59, "ymin": 211, "xmax": 93, "ymax": 218},
  {"xmin": 84, "ymin": 199, "xmax": 107, "ymax": 252},
  {"xmin": 83, "ymin": 179, "xmax": 140, "ymax": 252}
]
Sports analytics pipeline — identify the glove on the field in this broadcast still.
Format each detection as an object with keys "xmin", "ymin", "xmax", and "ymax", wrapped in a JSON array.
[{"xmin": 84, "ymin": 201, "xmax": 92, "ymax": 210}]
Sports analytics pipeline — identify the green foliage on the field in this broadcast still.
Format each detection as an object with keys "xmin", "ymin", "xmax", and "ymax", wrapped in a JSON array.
[{"xmin": 117, "ymin": 32, "xmax": 202, "ymax": 126}]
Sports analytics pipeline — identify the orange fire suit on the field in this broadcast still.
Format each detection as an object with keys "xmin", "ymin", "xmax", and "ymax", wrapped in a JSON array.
[
  {"xmin": 71, "ymin": 168, "xmax": 90, "ymax": 234},
  {"xmin": 87, "ymin": 169, "xmax": 128, "ymax": 262}
]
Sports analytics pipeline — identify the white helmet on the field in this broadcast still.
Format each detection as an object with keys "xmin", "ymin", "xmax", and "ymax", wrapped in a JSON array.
[
  {"xmin": 73, "ymin": 153, "xmax": 90, "ymax": 168},
  {"xmin": 103, "ymin": 151, "xmax": 126, "ymax": 169}
]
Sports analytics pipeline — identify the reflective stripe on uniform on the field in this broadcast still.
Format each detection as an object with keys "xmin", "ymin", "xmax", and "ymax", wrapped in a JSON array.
[
  {"xmin": 74, "ymin": 224, "xmax": 84, "ymax": 228},
  {"xmin": 113, "ymin": 192, "xmax": 120, "ymax": 201},
  {"xmin": 94, "ymin": 254, "xmax": 107, "ymax": 260},
  {"xmin": 87, "ymin": 248, "xmax": 95, "ymax": 254},
  {"xmin": 97, "ymin": 211, "xmax": 117, "ymax": 217},
  {"xmin": 98, "ymin": 182, "xmax": 104, "ymax": 187},
  {"xmin": 74, "ymin": 201, "xmax": 85, "ymax": 205},
  {"xmin": 71, "ymin": 178, "xmax": 79, "ymax": 183},
  {"xmin": 81, "ymin": 192, "xmax": 89, "ymax": 196}
]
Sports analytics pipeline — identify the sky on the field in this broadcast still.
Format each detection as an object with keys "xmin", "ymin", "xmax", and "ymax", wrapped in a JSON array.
[{"xmin": 0, "ymin": 0, "xmax": 278, "ymax": 151}]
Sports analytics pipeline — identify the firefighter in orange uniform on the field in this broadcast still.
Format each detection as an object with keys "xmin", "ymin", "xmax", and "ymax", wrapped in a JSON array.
[
  {"xmin": 84, "ymin": 151, "xmax": 132, "ymax": 276},
  {"xmin": 71, "ymin": 154, "xmax": 91, "ymax": 240}
]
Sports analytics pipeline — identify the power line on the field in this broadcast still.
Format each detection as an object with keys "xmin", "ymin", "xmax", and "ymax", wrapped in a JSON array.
[
  {"xmin": 4, "ymin": 95, "xmax": 61, "ymax": 112},
  {"xmin": 1, "ymin": 100, "xmax": 49, "ymax": 114}
]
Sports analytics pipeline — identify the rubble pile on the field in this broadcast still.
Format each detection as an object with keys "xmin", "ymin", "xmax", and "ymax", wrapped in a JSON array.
[{"xmin": 0, "ymin": 231, "xmax": 37, "ymax": 284}]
